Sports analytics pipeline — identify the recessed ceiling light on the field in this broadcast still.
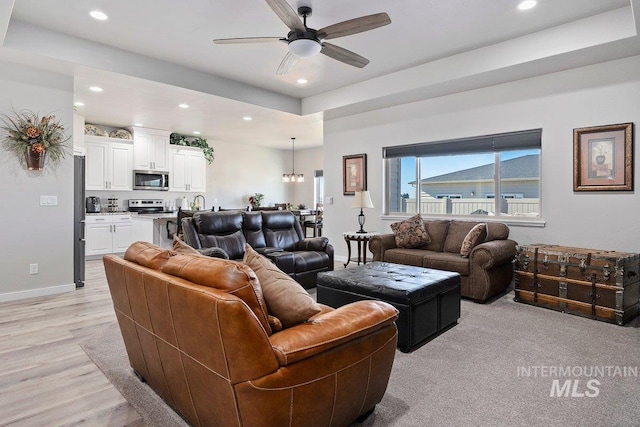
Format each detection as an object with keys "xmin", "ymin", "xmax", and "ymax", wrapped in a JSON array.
[
  {"xmin": 89, "ymin": 86, "xmax": 103, "ymax": 92},
  {"xmin": 134, "ymin": 123, "xmax": 143, "ymax": 127},
  {"xmin": 243, "ymin": 116, "xmax": 253, "ymax": 121},
  {"xmin": 74, "ymin": 101, "xmax": 84, "ymax": 107},
  {"xmin": 193, "ymin": 131, "xmax": 201, "ymax": 135},
  {"xmin": 296, "ymin": 78, "xmax": 308, "ymax": 85},
  {"xmin": 518, "ymin": 1, "xmax": 537, "ymax": 10},
  {"xmin": 178, "ymin": 103, "xmax": 189, "ymax": 109},
  {"xmin": 89, "ymin": 10, "xmax": 108, "ymax": 21}
]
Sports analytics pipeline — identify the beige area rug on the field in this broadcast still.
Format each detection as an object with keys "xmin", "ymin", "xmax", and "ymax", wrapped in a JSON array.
[{"xmin": 81, "ymin": 292, "xmax": 640, "ymax": 426}]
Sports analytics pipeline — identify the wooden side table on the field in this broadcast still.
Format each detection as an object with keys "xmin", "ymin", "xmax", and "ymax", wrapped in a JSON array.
[{"xmin": 343, "ymin": 232, "xmax": 378, "ymax": 267}]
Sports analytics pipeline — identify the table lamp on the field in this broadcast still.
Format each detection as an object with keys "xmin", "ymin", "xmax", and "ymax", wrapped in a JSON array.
[{"xmin": 352, "ymin": 190, "xmax": 374, "ymax": 233}]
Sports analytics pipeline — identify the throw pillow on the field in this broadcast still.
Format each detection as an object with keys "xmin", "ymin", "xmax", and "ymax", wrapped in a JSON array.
[
  {"xmin": 460, "ymin": 223, "xmax": 487, "ymax": 258},
  {"xmin": 390, "ymin": 214, "xmax": 431, "ymax": 248},
  {"xmin": 172, "ymin": 235, "xmax": 203, "ymax": 256},
  {"xmin": 243, "ymin": 244, "xmax": 321, "ymax": 328}
]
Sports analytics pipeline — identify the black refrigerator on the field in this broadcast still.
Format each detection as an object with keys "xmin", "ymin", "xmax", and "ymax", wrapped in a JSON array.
[{"xmin": 74, "ymin": 155, "xmax": 85, "ymax": 288}]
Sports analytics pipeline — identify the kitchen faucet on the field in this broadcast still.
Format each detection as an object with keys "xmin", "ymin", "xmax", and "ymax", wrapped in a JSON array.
[{"xmin": 193, "ymin": 194, "xmax": 206, "ymax": 210}]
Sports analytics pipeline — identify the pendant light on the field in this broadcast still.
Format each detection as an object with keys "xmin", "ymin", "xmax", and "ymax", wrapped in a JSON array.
[{"xmin": 283, "ymin": 137, "xmax": 304, "ymax": 183}]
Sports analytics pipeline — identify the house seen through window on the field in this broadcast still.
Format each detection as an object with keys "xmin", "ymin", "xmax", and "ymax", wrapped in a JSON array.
[{"xmin": 385, "ymin": 130, "xmax": 541, "ymax": 219}]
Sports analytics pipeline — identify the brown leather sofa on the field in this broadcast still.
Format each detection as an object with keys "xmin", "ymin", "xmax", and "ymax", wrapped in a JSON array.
[
  {"xmin": 369, "ymin": 220, "xmax": 517, "ymax": 302},
  {"xmin": 104, "ymin": 242, "xmax": 398, "ymax": 427},
  {"xmin": 182, "ymin": 210, "xmax": 334, "ymax": 288}
]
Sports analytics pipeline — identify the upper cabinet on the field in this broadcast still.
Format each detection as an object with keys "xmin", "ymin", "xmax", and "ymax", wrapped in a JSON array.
[
  {"xmin": 169, "ymin": 146, "xmax": 206, "ymax": 192},
  {"xmin": 85, "ymin": 136, "xmax": 133, "ymax": 191},
  {"xmin": 131, "ymin": 127, "xmax": 170, "ymax": 171}
]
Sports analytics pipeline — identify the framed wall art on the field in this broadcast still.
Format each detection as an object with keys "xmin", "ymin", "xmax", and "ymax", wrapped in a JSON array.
[
  {"xmin": 343, "ymin": 153, "xmax": 367, "ymax": 195},
  {"xmin": 573, "ymin": 123, "xmax": 633, "ymax": 191}
]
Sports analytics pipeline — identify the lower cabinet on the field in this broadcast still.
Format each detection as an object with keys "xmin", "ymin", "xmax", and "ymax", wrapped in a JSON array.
[{"xmin": 86, "ymin": 214, "xmax": 133, "ymax": 256}]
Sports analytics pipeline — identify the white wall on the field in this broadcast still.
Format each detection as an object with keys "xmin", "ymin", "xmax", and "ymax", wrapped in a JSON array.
[
  {"xmin": 323, "ymin": 55, "xmax": 640, "ymax": 260},
  {"xmin": 284, "ymin": 146, "xmax": 323, "ymax": 209},
  {"xmin": 207, "ymin": 139, "xmax": 289, "ymax": 209},
  {"xmin": 0, "ymin": 61, "xmax": 75, "ymax": 300}
]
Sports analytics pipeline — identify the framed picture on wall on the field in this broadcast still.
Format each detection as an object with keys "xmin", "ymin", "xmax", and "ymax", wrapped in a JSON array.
[
  {"xmin": 343, "ymin": 154, "xmax": 367, "ymax": 195},
  {"xmin": 573, "ymin": 122, "xmax": 633, "ymax": 191}
]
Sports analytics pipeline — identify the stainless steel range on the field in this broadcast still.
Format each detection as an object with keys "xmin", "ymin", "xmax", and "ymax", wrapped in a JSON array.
[{"xmin": 127, "ymin": 199, "xmax": 165, "ymax": 214}]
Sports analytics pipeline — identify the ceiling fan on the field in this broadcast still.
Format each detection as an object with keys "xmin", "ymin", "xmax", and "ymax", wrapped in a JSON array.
[{"xmin": 212, "ymin": 0, "xmax": 391, "ymax": 75}]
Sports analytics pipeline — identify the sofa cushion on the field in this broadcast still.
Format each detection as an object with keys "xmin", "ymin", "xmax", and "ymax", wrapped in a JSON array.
[
  {"xmin": 199, "ymin": 230, "xmax": 246, "ymax": 260},
  {"xmin": 293, "ymin": 251, "xmax": 330, "ymax": 273},
  {"xmin": 161, "ymin": 254, "xmax": 272, "ymax": 335},
  {"xmin": 417, "ymin": 220, "xmax": 451, "ymax": 252},
  {"xmin": 422, "ymin": 251, "xmax": 470, "ymax": 276},
  {"xmin": 487, "ymin": 222, "xmax": 510, "ymax": 241},
  {"xmin": 243, "ymin": 211, "xmax": 267, "ymax": 248},
  {"xmin": 173, "ymin": 235, "xmax": 230, "ymax": 259},
  {"xmin": 383, "ymin": 248, "xmax": 426, "ymax": 267},
  {"xmin": 443, "ymin": 221, "xmax": 482, "ymax": 254},
  {"xmin": 172, "ymin": 235, "xmax": 203, "ymax": 256},
  {"xmin": 243, "ymin": 245, "xmax": 321, "ymax": 328},
  {"xmin": 390, "ymin": 214, "xmax": 431, "ymax": 248},
  {"xmin": 124, "ymin": 241, "xmax": 173, "ymax": 270},
  {"xmin": 460, "ymin": 223, "xmax": 487, "ymax": 257}
]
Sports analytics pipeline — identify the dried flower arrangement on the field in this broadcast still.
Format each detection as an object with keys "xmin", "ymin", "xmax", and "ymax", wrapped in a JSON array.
[{"xmin": 0, "ymin": 109, "xmax": 70, "ymax": 169}]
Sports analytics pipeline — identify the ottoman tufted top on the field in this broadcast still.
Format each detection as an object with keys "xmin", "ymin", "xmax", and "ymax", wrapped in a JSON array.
[{"xmin": 317, "ymin": 262, "xmax": 460, "ymax": 305}]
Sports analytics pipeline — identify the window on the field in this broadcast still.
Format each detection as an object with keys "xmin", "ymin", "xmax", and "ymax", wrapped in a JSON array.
[{"xmin": 384, "ymin": 130, "xmax": 541, "ymax": 219}]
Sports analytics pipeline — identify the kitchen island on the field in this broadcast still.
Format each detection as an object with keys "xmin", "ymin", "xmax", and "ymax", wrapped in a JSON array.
[{"xmin": 131, "ymin": 212, "xmax": 178, "ymax": 250}]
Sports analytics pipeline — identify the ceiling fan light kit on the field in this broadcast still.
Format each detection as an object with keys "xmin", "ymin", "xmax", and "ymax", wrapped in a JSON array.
[
  {"xmin": 213, "ymin": 0, "xmax": 391, "ymax": 74},
  {"xmin": 288, "ymin": 37, "xmax": 321, "ymax": 58}
]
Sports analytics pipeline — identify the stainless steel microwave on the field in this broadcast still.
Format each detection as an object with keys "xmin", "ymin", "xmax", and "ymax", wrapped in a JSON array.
[{"xmin": 133, "ymin": 170, "xmax": 169, "ymax": 191}]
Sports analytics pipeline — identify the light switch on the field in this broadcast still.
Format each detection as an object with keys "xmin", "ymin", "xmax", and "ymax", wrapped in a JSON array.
[
  {"xmin": 40, "ymin": 196, "xmax": 58, "ymax": 206},
  {"xmin": 324, "ymin": 197, "xmax": 333, "ymax": 205}
]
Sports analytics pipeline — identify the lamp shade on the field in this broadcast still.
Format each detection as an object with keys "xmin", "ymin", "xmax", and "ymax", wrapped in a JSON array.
[
  {"xmin": 288, "ymin": 39, "xmax": 322, "ymax": 58},
  {"xmin": 352, "ymin": 191, "xmax": 374, "ymax": 209}
]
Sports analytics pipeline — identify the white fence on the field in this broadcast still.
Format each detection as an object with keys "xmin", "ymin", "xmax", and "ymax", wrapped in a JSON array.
[{"xmin": 404, "ymin": 197, "xmax": 539, "ymax": 217}]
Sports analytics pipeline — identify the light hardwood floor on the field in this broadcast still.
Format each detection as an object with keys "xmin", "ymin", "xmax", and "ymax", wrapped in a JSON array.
[{"xmin": 0, "ymin": 259, "xmax": 145, "ymax": 426}]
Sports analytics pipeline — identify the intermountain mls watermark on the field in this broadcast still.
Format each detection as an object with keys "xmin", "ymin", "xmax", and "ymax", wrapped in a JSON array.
[{"xmin": 517, "ymin": 365, "xmax": 639, "ymax": 397}]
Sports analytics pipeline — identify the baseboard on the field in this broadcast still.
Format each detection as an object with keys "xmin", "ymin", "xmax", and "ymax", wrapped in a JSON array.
[{"xmin": 0, "ymin": 283, "xmax": 76, "ymax": 302}]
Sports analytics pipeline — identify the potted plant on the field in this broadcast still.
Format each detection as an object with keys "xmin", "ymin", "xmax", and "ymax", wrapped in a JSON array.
[
  {"xmin": 249, "ymin": 193, "xmax": 264, "ymax": 208},
  {"xmin": 169, "ymin": 133, "xmax": 215, "ymax": 164},
  {"xmin": 0, "ymin": 109, "xmax": 70, "ymax": 170}
]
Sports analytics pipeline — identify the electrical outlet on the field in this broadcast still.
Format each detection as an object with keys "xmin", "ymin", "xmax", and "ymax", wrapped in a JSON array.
[{"xmin": 29, "ymin": 263, "xmax": 38, "ymax": 275}]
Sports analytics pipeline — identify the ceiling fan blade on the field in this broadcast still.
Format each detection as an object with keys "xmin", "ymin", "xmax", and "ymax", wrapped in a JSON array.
[
  {"xmin": 213, "ymin": 37, "xmax": 283, "ymax": 45},
  {"xmin": 318, "ymin": 13, "xmax": 391, "ymax": 40},
  {"xmin": 321, "ymin": 42, "xmax": 369, "ymax": 68},
  {"xmin": 276, "ymin": 51, "xmax": 300, "ymax": 75},
  {"xmin": 265, "ymin": 0, "xmax": 305, "ymax": 33}
]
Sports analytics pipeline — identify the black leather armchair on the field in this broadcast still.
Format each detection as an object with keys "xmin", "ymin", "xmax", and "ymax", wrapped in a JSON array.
[{"xmin": 182, "ymin": 210, "xmax": 334, "ymax": 288}]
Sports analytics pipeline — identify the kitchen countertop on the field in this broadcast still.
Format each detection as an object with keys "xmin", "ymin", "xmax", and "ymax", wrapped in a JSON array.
[
  {"xmin": 86, "ymin": 212, "xmax": 130, "ymax": 215},
  {"xmin": 86, "ymin": 212, "xmax": 178, "ymax": 219},
  {"xmin": 131, "ymin": 213, "xmax": 178, "ymax": 220}
]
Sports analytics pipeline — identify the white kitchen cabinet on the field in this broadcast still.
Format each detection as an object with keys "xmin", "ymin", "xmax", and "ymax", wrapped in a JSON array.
[
  {"xmin": 169, "ymin": 146, "xmax": 206, "ymax": 192},
  {"xmin": 131, "ymin": 127, "xmax": 170, "ymax": 171},
  {"xmin": 85, "ymin": 136, "xmax": 133, "ymax": 191},
  {"xmin": 86, "ymin": 214, "xmax": 133, "ymax": 256}
]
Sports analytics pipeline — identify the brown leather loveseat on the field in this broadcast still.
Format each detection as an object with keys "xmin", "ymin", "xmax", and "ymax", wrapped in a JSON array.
[
  {"xmin": 104, "ymin": 242, "xmax": 398, "ymax": 427},
  {"xmin": 182, "ymin": 210, "xmax": 333, "ymax": 288},
  {"xmin": 369, "ymin": 220, "xmax": 517, "ymax": 302}
]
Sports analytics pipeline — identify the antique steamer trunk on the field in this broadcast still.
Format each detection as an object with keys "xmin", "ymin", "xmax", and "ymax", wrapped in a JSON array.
[{"xmin": 514, "ymin": 244, "xmax": 640, "ymax": 325}]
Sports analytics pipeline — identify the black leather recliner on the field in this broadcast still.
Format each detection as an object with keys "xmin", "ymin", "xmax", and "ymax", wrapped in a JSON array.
[{"xmin": 181, "ymin": 210, "xmax": 334, "ymax": 288}]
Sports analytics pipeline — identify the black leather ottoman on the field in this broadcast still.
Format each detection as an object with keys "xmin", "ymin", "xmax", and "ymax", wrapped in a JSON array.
[{"xmin": 317, "ymin": 262, "xmax": 461, "ymax": 352}]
